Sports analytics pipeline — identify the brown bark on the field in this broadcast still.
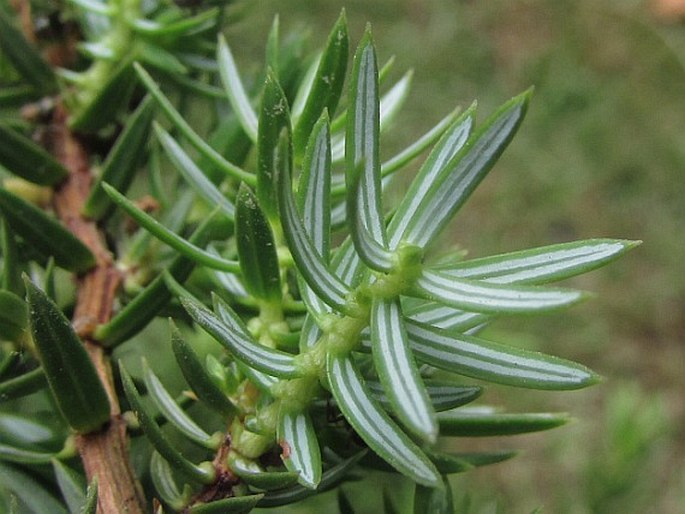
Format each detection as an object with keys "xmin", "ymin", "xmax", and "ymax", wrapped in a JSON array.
[
  {"xmin": 50, "ymin": 105, "xmax": 147, "ymax": 514},
  {"xmin": 183, "ymin": 435, "xmax": 237, "ymax": 512}
]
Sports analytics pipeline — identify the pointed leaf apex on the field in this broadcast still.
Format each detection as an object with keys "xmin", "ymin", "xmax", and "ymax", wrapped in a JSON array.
[
  {"xmin": 588, "ymin": 372, "xmax": 605, "ymax": 386},
  {"xmin": 237, "ymin": 181, "xmax": 252, "ymax": 197},
  {"xmin": 333, "ymin": 10, "xmax": 348, "ymax": 34},
  {"xmin": 514, "ymin": 87, "xmax": 534, "ymax": 108},
  {"xmin": 265, "ymin": 67, "xmax": 280, "ymax": 85},
  {"xmin": 358, "ymin": 29, "xmax": 374, "ymax": 54},
  {"xmin": 465, "ymin": 100, "xmax": 478, "ymax": 114},
  {"xmin": 152, "ymin": 119, "xmax": 164, "ymax": 135},
  {"xmin": 133, "ymin": 61, "xmax": 146, "ymax": 79}
]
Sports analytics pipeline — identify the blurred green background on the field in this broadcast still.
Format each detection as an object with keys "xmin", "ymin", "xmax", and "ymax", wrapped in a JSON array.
[{"xmin": 224, "ymin": 0, "xmax": 684, "ymax": 512}]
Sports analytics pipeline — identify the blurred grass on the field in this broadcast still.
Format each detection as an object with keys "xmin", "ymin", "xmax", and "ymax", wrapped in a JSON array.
[{"xmin": 227, "ymin": 0, "xmax": 684, "ymax": 512}]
